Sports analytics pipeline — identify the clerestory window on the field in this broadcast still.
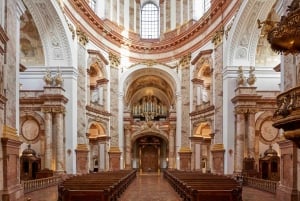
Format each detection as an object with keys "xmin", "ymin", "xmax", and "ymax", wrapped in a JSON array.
[{"xmin": 141, "ymin": 2, "xmax": 159, "ymax": 39}]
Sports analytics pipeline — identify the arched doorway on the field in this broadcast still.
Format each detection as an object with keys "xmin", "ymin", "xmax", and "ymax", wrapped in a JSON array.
[{"xmin": 132, "ymin": 135, "xmax": 168, "ymax": 173}]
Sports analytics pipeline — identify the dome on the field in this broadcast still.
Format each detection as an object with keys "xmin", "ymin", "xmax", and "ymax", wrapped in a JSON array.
[
  {"xmin": 22, "ymin": 144, "xmax": 37, "ymax": 157},
  {"xmin": 264, "ymin": 145, "xmax": 278, "ymax": 157}
]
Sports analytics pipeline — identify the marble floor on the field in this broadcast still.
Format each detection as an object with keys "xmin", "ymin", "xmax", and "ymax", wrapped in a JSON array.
[
  {"xmin": 119, "ymin": 173, "xmax": 277, "ymax": 201},
  {"xmin": 25, "ymin": 173, "xmax": 277, "ymax": 201}
]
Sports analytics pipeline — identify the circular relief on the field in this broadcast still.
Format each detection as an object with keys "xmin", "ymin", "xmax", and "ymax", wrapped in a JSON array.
[
  {"xmin": 21, "ymin": 119, "xmax": 40, "ymax": 141},
  {"xmin": 261, "ymin": 120, "xmax": 278, "ymax": 142}
]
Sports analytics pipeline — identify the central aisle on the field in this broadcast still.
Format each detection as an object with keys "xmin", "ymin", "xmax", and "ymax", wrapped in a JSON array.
[{"xmin": 119, "ymin": 172, "xmax": 181, "ymax": 201}]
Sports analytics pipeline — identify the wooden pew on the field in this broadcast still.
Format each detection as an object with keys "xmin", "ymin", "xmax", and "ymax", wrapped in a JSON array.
[
  {"xmin": 164, "ymin": 170, "xmax": 242, "ymax": 201},
  {"xmin": 58, "ymin": 170, "xmax": 136, "ymax": 201}
]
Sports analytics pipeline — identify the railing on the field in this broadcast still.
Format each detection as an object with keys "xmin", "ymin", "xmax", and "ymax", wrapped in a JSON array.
[
  {"xmin": 22, "ymin": 176, "xmax": 62, "ymax": 193},
  {"xmin": 243, "ymin": 177, "xmax": 278, "ymax": 194}
]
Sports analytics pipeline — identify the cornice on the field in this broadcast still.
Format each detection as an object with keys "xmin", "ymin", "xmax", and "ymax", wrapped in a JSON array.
[
  {"xmin": 190, "ymin": 105, "xmax": 215, "ymax": 116},
  {"xmin": 86, "ymin": 104, "xmax": 111, "ymax": 117},
  {"xmin": 87, "ymin": 49, "xmax": 109, "ymax": 65},
  {"xmin": 191, "ymin": 49, "xmax": 213, "ymax": 65},
  {"xmin": 66, "ymin": 0, "xmax": 238, "ymax": 62}
]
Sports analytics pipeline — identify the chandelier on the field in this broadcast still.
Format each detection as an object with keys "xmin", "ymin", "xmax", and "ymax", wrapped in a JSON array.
[{"xmin": 266, "ymin": 0, "xmax": 300, "ymax": 54}]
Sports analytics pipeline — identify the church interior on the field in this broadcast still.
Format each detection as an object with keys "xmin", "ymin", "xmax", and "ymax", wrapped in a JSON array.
[{"xmin": 0, "ymin": 0, "xmax": 300, "ymax": 200}]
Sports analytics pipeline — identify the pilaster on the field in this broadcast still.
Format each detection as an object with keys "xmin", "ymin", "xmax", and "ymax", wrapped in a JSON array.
[
  {"xmin": 211, "ymin": 143, "xmax": 225, "ymax": 174},
  {"xmin": 108, "ymin": 146, "xmax": 121, "ymax": 170},
  {"xmin": 178, "ymin": 147, "xmax": 192, "ymax": 170},
  {"xmin": 75, "ymin": 144, "xmax": 89, "ymax": 174},
  {"xmin": 1, "ymin": 125, "xmax": 23, "ymax": 201}
]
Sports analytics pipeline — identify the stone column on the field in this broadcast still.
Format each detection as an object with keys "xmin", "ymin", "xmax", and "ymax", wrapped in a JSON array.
[
  {"xmin": 55, "ymin": 112, "xmax": 64, "ymax": 173},
  {"xmin": 234, "ymin": 112, "xmax": 245, "ymax": 174},
  {"xmin": 168, "ymin": 126, "xmax": 176, "ymax": 169},
  {"xmin": 124, "ymin": 125, "xmax": 131, "ymax": 169},
  {"xmin": 276, "ymin": 139, "xmax": 299, "ymax": 201},
  {"xmin": 44, "ymin": 112, "xmax": 53, "ymax": 169},
  {"xmin": 247, "ymin": 112, "xmax": 256, "ymax": 158}
]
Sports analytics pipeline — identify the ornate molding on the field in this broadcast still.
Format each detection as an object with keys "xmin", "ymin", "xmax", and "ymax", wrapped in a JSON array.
[
  {"xmin": 128, "ymin": 60, "xmax": 178, "ymax": 69},
  {"xmin": 109, "ymin": 52, "xmax": 120, "ymax": 68},
  {"xmin": 76, "ymin": 26, "xmax": 89, "ymax": 46},
  {"xmin": 2, "ymin": 125, "xmax": 21, "ymax": 142},
  {"xmin": 67, "ymin": 0, "xmax": 233, "ymax": 55},
  {"xmin": 88, "ymin": 49, "xmax": 109, "ymax": 65},
  {"xmin": 235, "ymin": 107, "xmax": 258, "ymax": 114},
  {"xmin": 211, "ymin": 26, "xmax": 224, "ymax": 47},
  {"xmin": 179, "ymin": 53, "xmax": 191, "ymax": 69}
]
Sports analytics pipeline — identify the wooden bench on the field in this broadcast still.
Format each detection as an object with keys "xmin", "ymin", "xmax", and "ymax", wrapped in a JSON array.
[
  {"xmin": 58, "ymin": 170, "xmax": 136, "ymax": 201},
  {"xmin": 164, "ymin": 170, "xmax": 242, "ymax": 201}
]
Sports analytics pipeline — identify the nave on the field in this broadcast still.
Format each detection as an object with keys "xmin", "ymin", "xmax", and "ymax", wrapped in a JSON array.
[{"xmin": 26, "ymin": 173, "xmax": 276, "ymax": 201}]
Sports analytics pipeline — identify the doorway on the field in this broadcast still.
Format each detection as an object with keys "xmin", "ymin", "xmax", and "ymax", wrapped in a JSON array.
[{"xmin": 141, "ymin": 145, "xmax": 158, "ymax": 172}]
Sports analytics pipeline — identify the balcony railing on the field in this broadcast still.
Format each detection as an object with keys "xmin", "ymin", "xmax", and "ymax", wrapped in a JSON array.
[
  {"xmin": 273, "ymin": 85, "xmax": 300, "ymax": 148},
  {"xmin": 243, "ymin": 177, "xmax": 278, "ymax": 194},
  {"xmin": 21, "ymin": 176, "xmax": 61, "ymax": 193}
]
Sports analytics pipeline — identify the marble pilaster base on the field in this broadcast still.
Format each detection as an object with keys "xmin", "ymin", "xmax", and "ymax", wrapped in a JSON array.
[
  {"xmin": 1, "ymin": 125, "xmax": 23, "ymax": 201},
  {"xmin": 211, "ymin": 144, "xmax": 225, "ymax": 174},
  {"xmin": 178, "ymin": 147, "xmax": 192, "ymax": 171},
  {"xmin": 75, "ymin": 144, "xmax": 89, "ymax": 174},
  {"xmin": 108, "ymin": 147, "xmax": 121, "ymax": 171}
]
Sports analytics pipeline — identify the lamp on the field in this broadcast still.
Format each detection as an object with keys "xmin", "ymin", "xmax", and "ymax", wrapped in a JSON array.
[{"xmin": 266, "ymin": 0, "xmax": 300, "ymax": 54}]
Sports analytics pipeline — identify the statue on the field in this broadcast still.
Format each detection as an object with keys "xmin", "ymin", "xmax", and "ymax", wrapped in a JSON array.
[
  {"xmin": 236, "ymin": 66, "xmax": 246, "ymax": 86},
  {"xmin": 54, "ymin": 68, "xmax": 64, "ymax": 87},
  {"xmin": 247, "ymin": 66, "xmax": 256, "ymax": 86},
  {"xmin": 43, "ymin": 70, "xmax": 53, "ymax": 86}
]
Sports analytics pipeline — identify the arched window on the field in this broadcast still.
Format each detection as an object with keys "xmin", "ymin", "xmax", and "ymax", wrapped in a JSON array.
[
  {"xmin": 89, "ymin": 0, "xmax": 96, "ymax": 11},
  {"xmin": 141, "ymin": 2, "xmax": 159, "ymax": 39},
  {"xmin": 204, "ymin": 0, "xmax": 211, "ymax": 13}
]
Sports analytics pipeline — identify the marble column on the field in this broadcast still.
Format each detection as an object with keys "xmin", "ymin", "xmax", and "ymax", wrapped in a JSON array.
[
  {"xmin": 55, "ymin": 112, "xmax": 64, "ymax": 172},
  {"xmin": 247, "ymin": 112, "xmax": 255, "ymax": 158},
  {"xmin": 124, "ymin": 126, "xmax": 131, "ymax": 169},
  {"xmin": 234, "ymin": 112, "xmax": 245, "ymax": 174},
  {"xmin": 44, "ymin": 112, "xmax": 53, "ymax": 169},
  {"xmin": 168, "ymin": 126, "xmax": 175, "ymax": 169}
]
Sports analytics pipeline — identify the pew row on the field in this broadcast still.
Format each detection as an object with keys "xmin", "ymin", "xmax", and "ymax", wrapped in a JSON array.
[
  {"xmin": 164, "ymin": 170, "xmax": 242, "ymax": 201},
  {"xmin": 58, "ymin": 170, "xmax": 137, "ymax": 201}
]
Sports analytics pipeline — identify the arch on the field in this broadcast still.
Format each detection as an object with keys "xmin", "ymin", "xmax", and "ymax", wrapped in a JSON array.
[
  {"xmin": 131, "ymin": 129, "xmax": 169, "ymax": 144},
  {"xmin": 224, "ymin": 0, "xmax": 277, "ymax": 67},
  {"xmin": 121, "ymin": 64, "xmax": 180, "ymax": 105},
  {"xmin": 23, "ymin": 0, "xmax": 73, "ymax": 67},
  {"xmin": 87, "ymin": 121, "xmax": 106, "ymax": 139},
  {"xmin": 194, "ymin": 122, "xmax": 212, "ymax": 138}
]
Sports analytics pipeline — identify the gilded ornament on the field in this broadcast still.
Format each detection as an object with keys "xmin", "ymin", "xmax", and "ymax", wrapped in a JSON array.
[
  {"xmin": 247, "ymin": 66, "xmax": 256, "ymax": 86},
  {"xmin": 43, "ymin": 70, "xmax": 53, "ymax": 86},
  {"xmin": 236, "ymin": 66, "xmax": 246, "ymax": 86},
  {"xmin": 76, "ymin": 27, "xmax": 89, "ymax": 46},
  {"xmin": 109, "ymin": 52, "xmax": 120, "ymax": 68}
]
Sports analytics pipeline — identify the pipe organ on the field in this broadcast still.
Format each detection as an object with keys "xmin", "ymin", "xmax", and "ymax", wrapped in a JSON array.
[{"xmin": 132, "ymin": 95, "xmax": 168, "ymax": 121}]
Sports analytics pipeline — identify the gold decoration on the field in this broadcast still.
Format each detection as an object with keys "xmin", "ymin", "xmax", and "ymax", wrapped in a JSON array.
[
  {"xmin": 179, "ymin": 147, "xmax": 192, "ymax": 153},
  {"xmin": 179, "ymin": 53, "xmax": 191, "ymax": 69},
  {"xmin": 76, "ymin": 144, "xmax": 89, "ymax": 151},
  {"xmin": 68, "ymin": 23, "xmax": 75, "ymax": 40},
  {"xmin": 236, "ymin": 66, "xmax": 246, "ymax": 86},
  {"xmin": 247, "ymin": 66, "xmax": 256, "ymax": 86},
  {"xmin": 2, "ymin": 125, "xmax": 20, "ymax": 141},
  {"xmin": 211, "ymin": 26, "xmax": 224, "ymax": 47},
  {"xmin": 108, "ymin": 146, "xmax": 121, "ymax": 153},
  {"xmin": 54, "ymin": 68, "xmax": 64, "ymax": 87},
  {"xmin": 108, "ymin": 52, "xmax": 120, "ymax": 68},
  {"xmin": 259, "ymin": 0, "xmax": 300, "ymax": 54},
  {"xmin": 211, "ymin": 143, "xmax": 224, "ymax": 151},
  {"xmin": 43, "ymin": 69, "xmax": 53, "ymax": 86},
  {"xmin": 76, "ymin": 27, "xmax": 89, "ymax": 46}
]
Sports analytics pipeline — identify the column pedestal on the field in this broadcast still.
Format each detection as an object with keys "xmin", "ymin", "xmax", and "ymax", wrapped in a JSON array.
[
  {"xmin": 211, "ymin": 143, "xmax": 225, "ymax": 174},
  {"xmin": 276, "ymin": 139, "xmax": 299, "ymax": 201},
  {"xmin": 1, "ymin": 126, "xmax": 23, "ymax": 201},
  {"xmin": 108, "ymin": 147, "xmax": 121, "ymax": 171},
  {"xmin": 178, "ymin": 147, "xmax": 192, "ymax": 170},
  {"xmin": 75, "ymin": 144, "xmax": 89, "ymax": 174}
]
